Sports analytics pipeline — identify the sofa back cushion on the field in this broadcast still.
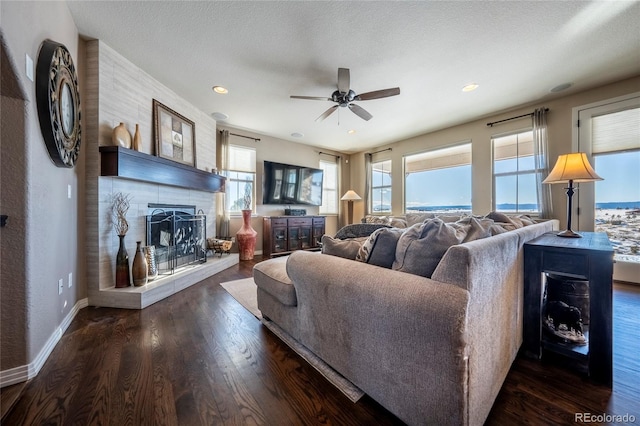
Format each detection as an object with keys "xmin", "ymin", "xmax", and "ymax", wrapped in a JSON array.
[
  {"xmin": 392, "ymin": 217, "xmax": 493, "ymax": 278},
  {"xmin": 321, "ymin": 235, "xmax": 367, "ymax": 259}
]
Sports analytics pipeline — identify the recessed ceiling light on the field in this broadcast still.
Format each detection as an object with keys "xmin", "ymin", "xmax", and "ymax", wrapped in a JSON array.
[
  {"xmin": 291, "ymin": 132, "xmax": 304, "ymax": 138},
  {"xmin": 347, "ymin": 129, "xmax": 356, "ymax": 134},
  {"xmin": 550, "ymin": 83, "xmax": 572, "ymax": 93},
  {"xmin": 211, "ymin": 112, "xmax": 229, "ymax": 121},
  {"xmin": 462, "ymin": 83, "xmax": 479, "ymax": 92},
  {"xmin": 212, "ymin": 86, "xmax": 228, "ymax": 94}
]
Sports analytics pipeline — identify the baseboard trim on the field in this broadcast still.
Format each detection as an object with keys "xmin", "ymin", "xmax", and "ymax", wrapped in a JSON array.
[{"xmin": 0, "ymin": 297, "xmax": 88, "ymax": 388}]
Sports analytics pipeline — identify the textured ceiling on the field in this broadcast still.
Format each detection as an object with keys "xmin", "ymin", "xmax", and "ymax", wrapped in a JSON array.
[{"xmin": 67, "ymin": 1, "xmax": 640, "ymax": 154}]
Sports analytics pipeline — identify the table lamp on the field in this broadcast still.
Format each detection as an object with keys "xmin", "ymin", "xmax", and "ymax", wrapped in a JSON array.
[
  {"xmin": 542, "ymin": 152, "xmax": 603, "ymax": 238},
  {"xmin": 341, "ymin": 190, "xmax": 362, "ymax": 225}
]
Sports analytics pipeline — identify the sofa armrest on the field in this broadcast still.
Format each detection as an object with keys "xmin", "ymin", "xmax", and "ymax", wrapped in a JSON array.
[{"xmin": 285, "ymin": 250, "xmax": 470, "ymax": 425}]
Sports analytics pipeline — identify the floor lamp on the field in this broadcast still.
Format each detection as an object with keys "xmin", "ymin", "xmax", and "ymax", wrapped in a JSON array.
[
  {"xmin": 543, "ymin": 152, "xmax": 603, "ymax": 238},
  {"xmin": 341, "ymin": 190, "xmax": 362, "ymax": 225}
]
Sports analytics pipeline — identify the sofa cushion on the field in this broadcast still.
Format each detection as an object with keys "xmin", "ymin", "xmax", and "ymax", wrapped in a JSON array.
[
  {"xmin": 392, "ymin": 217, "xmax": 493, "ymax": 278},
  {"xmin": 253, "ymin": 256, "xmax": 297, "ymax": 306},
  {"xmin": 321, "ymin": 235, "xmax": 367, "ymax": 259},
  {"xmin": 355, "ymin": 227, "xmax": 405, "ymax": 268},
  {"xmin": 405, "ymin": 212, "xmax": 463, "ymax": 226},
  {"xmin": 334, "ymin": 223, "xmax": 391, "ymax": 239},
  {"xmin": 485, "ymin": 211, "xmax": 536, "ymax": 230}
]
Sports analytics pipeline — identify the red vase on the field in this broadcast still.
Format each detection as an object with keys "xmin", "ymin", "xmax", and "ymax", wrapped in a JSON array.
[{"xmin": 236, "ymin": 210, "xmax": 257, "ymax": 260}]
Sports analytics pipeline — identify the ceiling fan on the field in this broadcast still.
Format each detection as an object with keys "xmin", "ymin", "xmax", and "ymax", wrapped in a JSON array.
[{"xmin": 290, "ymin": 68, "xmax": 400, "ymax": 122}]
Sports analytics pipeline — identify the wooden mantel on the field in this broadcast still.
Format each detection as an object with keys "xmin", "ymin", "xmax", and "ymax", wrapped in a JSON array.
[{"xmin": 99, "ymin": 146, "xmax": 225, "ymax": 193}]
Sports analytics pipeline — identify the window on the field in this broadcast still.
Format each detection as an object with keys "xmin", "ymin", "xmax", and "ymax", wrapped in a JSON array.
[
  {"xmin": 592, "ymin": 107, "xmax": 640, "ymax": 263},
  {"xmin": 319, "ymin": 160, "xmax": 338, "ymax": 214},
  {"xmin": 226, "ymin": 145, "xmax": 256, "ymax": 213},
  {"xmin": 404, "ymin": 143, "xmax": 471, "ymax": 214},
  {"xmin": 492, "ymin": 130, "xmax": 539, "ymax": 213},
  {"xmin": 371, "ymin": 159, "xmax": 392, "ymax": 213}
]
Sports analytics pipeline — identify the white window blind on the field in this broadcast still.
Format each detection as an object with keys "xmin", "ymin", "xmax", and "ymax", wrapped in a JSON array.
[
  {"xmin": 592, "ymin": 107, "xmax": 640, "ymax": 154},
  {"xmin": 319, "ymin": 160, "xmax": 338, "ymax": 214},
  {"xmin": 493, "ymin": 131, "xmax": 533, "ymax": 161},
  {"xmin": 228, "ymin": 145, "xmax": 256, "ymax": 172},
  {"xmin": 405, "ymin": 143, "xmax": 472, "ymax": 174}
]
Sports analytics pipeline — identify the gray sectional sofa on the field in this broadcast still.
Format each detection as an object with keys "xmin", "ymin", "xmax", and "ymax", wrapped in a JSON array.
[{"xmin": 254, "ymin": 215, "xmax": 558, "ymax": 425}]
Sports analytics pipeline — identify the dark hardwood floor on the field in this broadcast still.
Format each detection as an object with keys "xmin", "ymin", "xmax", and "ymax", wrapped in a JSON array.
[{"xmin": 2, "ymin": 257, "xmax": 639, "ymax": 425}]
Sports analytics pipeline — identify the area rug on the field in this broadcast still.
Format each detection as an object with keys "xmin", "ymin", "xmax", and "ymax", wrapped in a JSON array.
[
  {"xmin": 219, "ymin": 278, "xmax": 365, "ymax": 402},
  {"xmin": 219, "ymin": 277, "xmax": 262, "ymax": 318}
]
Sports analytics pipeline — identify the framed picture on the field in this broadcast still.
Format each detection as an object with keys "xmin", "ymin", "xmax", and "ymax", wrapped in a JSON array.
[{"xmin": 153, "ymin": 99, "xmax": 196, "ymax": 166}]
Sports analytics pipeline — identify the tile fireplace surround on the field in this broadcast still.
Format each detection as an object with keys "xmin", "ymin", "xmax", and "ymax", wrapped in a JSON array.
[
  {"xmin": 90, "ymin": 176, "xmax": 238, "ymax": 309},
  {"xmin": 83, "ymin": 40, "xmax": 239, "ymax": 309}
]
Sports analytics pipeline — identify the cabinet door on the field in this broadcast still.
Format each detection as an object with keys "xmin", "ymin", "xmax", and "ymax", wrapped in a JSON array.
[
  {"xmin": 288, "ymin": 227, "xmax": 300, "ymax": 251},
  {"xmin": 272, "ymin": 226, "xmax": 288, "ymax": 253},
  {"xmin": 312, "ymin": 218, "xmax": 325, "ymax": 248},
  {"xmin": 299, "ymin": 225, "xmax": 312, "ymax": 249}
]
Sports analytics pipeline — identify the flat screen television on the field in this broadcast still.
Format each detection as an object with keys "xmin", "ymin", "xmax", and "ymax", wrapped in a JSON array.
[{"xmin": 263, "ymin": 161, "xmax": 324, "ymax": 206}]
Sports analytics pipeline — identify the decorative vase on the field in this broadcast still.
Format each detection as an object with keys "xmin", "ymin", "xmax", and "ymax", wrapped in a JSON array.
[
  {"xmin": 132, "ymin": 241, "xmax": 148, "ymax": 287},
  {"xmin": 132, "ymin": 124, "xmax": 142, "ymax": 151},
  {"xmin": 115, "ymin": 235, "xmax": 131, "ymax": 288},
  {"xmin": 112, "ymin": 122, "xmax": 131, "ymax": 148},
  {"xmin": 144, "ymin": 245, "xmax": 158, "ymax": 281},
  {"xmin": 236, "ymin": 209, "xmax": 257, "ymax": 260}
]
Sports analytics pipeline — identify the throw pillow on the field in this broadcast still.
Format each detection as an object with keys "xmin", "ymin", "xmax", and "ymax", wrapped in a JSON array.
[
  {"xmin": 334, "ymin": 223, "xmax": 391, "ymax": 239},
  {"xmin": 321, "ymin": 235, "xmax": 367, "ymax": 260},
  {"xmin": 356, "ymin": 227, "xmax": 404, "ymax": 268},
  {"xmin": 405, "ymin": 212, "xmax": 436, "ymax": 226},
  {"xmin": 392, "ymin": 217, "xmax": 493, "ymax": 278}
]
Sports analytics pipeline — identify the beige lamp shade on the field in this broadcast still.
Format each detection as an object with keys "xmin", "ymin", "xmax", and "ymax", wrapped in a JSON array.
[
  {"xmin": 543, "ymin": 152, "xmax": 603, "ymax": 184},
  {"xmin": 341, "ymin": 190, "xmax": 362, "ymax": 201},
  {"xmin": 341, "ymin": 190, "xmax": 362, "ymax": 225}
]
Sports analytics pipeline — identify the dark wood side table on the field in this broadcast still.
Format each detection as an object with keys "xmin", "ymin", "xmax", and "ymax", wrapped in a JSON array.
[{"xmin": 523, "ymin": 231, "xmax": 614, "ymax": 385}]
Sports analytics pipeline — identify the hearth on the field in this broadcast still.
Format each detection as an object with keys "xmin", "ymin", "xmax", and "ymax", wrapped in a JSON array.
[{"xmin": 146, "ymin": 204, "xmax": 206, "ymax": 275}]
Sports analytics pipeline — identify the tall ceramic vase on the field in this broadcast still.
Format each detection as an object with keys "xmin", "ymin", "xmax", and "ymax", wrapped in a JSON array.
[
  {"xmin": 115, "ymin": 235, "xmax": 131, "ymax": 288},
  {"xmin": 132, "ymin": 241, "xmax": 148, "ymax": 287},
  {"xmin": 236, "ymin": 209, "xmax": 257, "ymax": 260},
  {"xmin": 132, "ymin": 124, "xmax": 142, "ymax": 151}
]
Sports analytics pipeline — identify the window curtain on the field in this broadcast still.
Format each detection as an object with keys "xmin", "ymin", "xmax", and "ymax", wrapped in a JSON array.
[
  {"xmin": 217, "ymin": 130, "xmax": 230, "ymax": 237},
  {"xmin": 533, "ymin": 108, "xmax": 553, "ymax": 218},
  {"xmin": 364, "ymin": 153, "xmax": 372, "ymax": 215}
]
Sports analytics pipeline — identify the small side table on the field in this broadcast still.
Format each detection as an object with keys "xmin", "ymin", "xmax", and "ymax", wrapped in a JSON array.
[{"xmin": 523, "ymin": 231, "xmax": 614, "ymax": 385}]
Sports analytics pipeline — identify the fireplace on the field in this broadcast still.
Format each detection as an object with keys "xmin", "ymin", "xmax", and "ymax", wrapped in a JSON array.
[{"xmin": 146, "ymin": 204, "xmax": 206, "ymax": 275}]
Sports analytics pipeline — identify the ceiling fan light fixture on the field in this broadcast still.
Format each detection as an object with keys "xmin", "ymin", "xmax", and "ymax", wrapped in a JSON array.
[
  {"xmin": 212, "ymin": 86, "xmax": 228, "ymax": 94},
  {"xmin": 462, "ymin": 83, "xmax": 479, "ymax": 92}
]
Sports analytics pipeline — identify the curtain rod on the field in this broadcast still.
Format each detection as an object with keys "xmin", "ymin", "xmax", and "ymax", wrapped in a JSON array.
[
  {"xmin": 228, "ymin": 132, "xmax": 260, "ymax": 142},
  {"xmin": 486, "ymin": 108, "xmax": 549, "ymax": 127},
  {"xmin": 319, "ymin": 151, "xmax": 341, "ymax": 159},
  {"xmin": 370, "ymin": 147, "xmax": 392, "ymax": 155}
]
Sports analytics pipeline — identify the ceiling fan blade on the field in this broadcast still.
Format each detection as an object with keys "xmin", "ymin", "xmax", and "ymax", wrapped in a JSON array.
[
  {"xmin": 316, "ymin": 105, "xmax": 339, "ymax": 122},
  {"xmin": 337, "ymin": 68, "xmax": 350, "ymax": 93},
  {"xmin": 290, "ymin": 95, "xmax": 332, "ymax": 101},
  {"xmin": 348, "ymin": 103, "xmax": 373, "ymax": 121},
  {"xmin": 355, "ymin": 87, "xmax": 400, "ymax": 101}
]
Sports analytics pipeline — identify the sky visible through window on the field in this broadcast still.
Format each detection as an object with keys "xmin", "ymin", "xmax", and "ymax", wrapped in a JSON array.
[
  {"xmin": 594, "ymin": 150, "xmax": 640, "ymax": 205},
  {"xmin": 404, "ymin": 151, "xmax": 639, "ymax": 209}
]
